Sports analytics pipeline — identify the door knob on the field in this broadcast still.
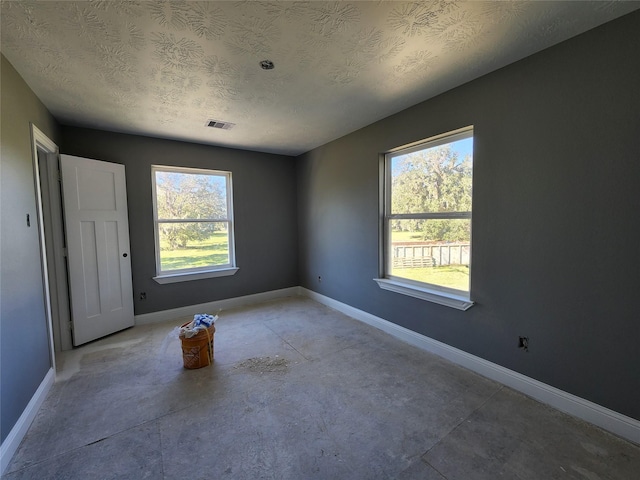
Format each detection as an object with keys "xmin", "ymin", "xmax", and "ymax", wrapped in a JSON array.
[{"xmin": 123, "ymin": 253, "xmax": 128, "ymax": 257}]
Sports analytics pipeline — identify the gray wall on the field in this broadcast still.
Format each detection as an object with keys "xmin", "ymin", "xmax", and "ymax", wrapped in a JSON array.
[
  {"xmin": 60, "ymin": 127, "xmax": 298, "ymax": 315},
  {"xmin": 296, "ymin": 11, "xmax": 640, "ymax": 420},
  {"xmin": 1, "ymin": 55, "xmax": 60, "ymax": 443}
]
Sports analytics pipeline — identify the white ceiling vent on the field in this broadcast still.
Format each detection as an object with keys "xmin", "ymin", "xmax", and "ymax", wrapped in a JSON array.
[{"xmin": 205, "ymin": 119, "xmax": 235, "ymax": 130}]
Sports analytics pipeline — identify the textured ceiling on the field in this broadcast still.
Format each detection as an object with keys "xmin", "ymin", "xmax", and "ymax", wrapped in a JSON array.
[{"xmin": 1, "ymin": 1, "xmax": 638, "ymax": 155}]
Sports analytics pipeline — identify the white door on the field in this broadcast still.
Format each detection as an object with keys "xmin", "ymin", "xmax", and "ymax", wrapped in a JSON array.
[{"xmin": 60, "ymin": 154, "xmax": 134, "ymax": 345}]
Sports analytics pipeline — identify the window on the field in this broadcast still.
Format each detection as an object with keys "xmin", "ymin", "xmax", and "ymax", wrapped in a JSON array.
[
  {"xmin": 151, "ymin": 165, "xmax": 237, "ymax": 283},
  {"xmin": 375, "ymin": 127, "xmax": 474, "ymax": 310}
]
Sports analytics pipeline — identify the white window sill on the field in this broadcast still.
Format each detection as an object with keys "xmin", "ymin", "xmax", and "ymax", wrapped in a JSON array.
[
  {"xmin": 153, "ymin": 267, "xmax": 239, "ymax": 284},
  {"xmin": 373, "ymin": 278, "xmax": 474, "ymax": 311}
]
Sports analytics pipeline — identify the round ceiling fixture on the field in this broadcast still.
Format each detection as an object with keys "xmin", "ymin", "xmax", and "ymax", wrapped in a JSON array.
[{"xmin": 259, "ymin": 60, "xmax": 275, "ymax": 70}]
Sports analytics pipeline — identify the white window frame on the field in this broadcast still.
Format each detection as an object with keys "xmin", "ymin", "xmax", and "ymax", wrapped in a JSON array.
[
  {"xmin": 374, "ymin": 126, "xmax": 474, "ymax": 310},
  {"xmin": 151, "ymin": 165, "xmax": 238, "ymax": 284}
]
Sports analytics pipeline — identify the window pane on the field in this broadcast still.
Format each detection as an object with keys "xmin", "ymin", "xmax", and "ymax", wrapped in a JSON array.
[
  {"xmin": 155, "ymin": 171, "xmax": 227, "ymax": 220},
  {"xmin": 389, "ymin": 218, "xmax": 470, "ymax": 292},
  {"xmin": 391, "ymin": 136, "xmax": 472, "ymax": 214},
  {"xmin": 158, "ymin": 222, "xmax": 229, "ymax": 272}
]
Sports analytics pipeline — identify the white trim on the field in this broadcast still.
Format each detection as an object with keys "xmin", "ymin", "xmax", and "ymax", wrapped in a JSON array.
[
  {"xmin": 31, "ymin": 124, "xmax": 58, "ymax": 152},
  {"xmin": 134, "ymin": 287, "xmax": 300, "ymax": 325},
  {"xmin": 30, "ymin": 124, "xmax": 59, "ymax": 368},
  {"xmin": 300, "ymin": 288, "xmax": 640, "ymax": 445},
  {"xmin": 153, "ymin": 267, "xmax": 239, "ymax": 284},
  {"xmin": 0, "ymin": 368, "xmax": 55, "ymax": 475},
  {"xmin": 374, "ymin": 278, "xmax": 474, "ymax": 311},
  {"xmin": 386, "ymin": 125, "xmax": 474, "ymax": 156}
]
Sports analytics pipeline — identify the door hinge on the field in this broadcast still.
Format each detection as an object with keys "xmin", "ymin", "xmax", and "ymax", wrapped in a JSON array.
[
  {"xmin": 62, "ymin": 247, "xmax": 68, "ymax": 257},
  {"xmin": 57, "ymin": 169, "xmax": 62, "ymax": 182},
  {"xmin": 68, "ymin": 321, "xmax": 74, "ymax": 332}
]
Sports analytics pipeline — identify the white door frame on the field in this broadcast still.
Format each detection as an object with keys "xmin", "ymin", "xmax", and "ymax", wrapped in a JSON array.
[{"xmin": 30, "ymin": 124, "xmax": 65, "ymax": 369}]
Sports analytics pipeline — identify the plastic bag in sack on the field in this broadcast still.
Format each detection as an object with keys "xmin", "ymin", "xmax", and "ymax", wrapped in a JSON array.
[
  {"xmin": 180, "ymin": 313, "xmax": 218, "ymax": 338},
  {"xmin": 160, "ymin": 312, "xmax": 219, "ymax": 352}
]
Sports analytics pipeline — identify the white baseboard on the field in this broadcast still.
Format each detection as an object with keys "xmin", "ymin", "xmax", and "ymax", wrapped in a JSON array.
[
  {"xmin": 300, "ymin": 288, "xmax": 640, "ymax": 445},
  {"xmin": 1, "ymin": 368, "xmax": 55, "ymax": 475},
  {"xmin": 134, "ymin": 287, "xmax": 301, "ymax": 325}
]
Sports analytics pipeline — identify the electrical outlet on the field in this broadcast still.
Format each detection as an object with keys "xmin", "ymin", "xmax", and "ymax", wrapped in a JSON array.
[
  {"xmin": 140, "ymin": 292, "xmax": 146, "ymax": 300},
  {"xmin": 518, "ymin": 336, "xmax": 529, "ymax": 352}
]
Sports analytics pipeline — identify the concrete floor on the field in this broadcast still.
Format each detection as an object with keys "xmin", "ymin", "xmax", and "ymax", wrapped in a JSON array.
[{"xmin": 5, "ymin": 296, "xmax": 639, "ymax": 479}]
